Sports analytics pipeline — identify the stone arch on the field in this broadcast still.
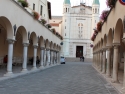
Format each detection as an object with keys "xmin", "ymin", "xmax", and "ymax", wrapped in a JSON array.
[
  {"xmin": 39, "ymin": 36, "xmax": 44, "ymax": 48},
  {"xmin": 114, "ymin": 18, "xmax": 123, "ymax": 43},
  {"xmin": 101, "ymin": 38, "xmax": 103, "ymax": 48},
  {"xmin": 0, "ymin": 16, "xmax": 13, "ymax": 39},
  {"xmin": 107, "ymin": 28, "xmax": 113, "ymax": 47},
  {"xmin": 56, "ymin": 45, "xmax": 59, "ymax": 51},
  {"xmin": 103, "ymin": 34, "xmax": 107, "ymax": 48},
  {"xmin": 50, "ymin": 41, "xmax": 53, "ymax": 50},
  {"xmin": 66, "ymin": 8, "xmax": 67, "ymax": 12},
  {"xmin": 53, "ymin": 43, "xmax": 56, "ymax": 50},
  {"xmin": 45, "ymin": 39, "xmax": 50, "ymax": 49},
  {"xmin": 16, "ymin": 26, "xmax": 28, "ymax": 43},
  {"xmin": 29, "ymin": 32, "xmax": 38, "ymax": 46}
]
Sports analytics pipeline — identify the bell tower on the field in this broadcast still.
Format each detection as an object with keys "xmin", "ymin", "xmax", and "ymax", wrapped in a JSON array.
[{"xmin": 62, "ymin": 0, "xmax": 71, "ymax": 56}]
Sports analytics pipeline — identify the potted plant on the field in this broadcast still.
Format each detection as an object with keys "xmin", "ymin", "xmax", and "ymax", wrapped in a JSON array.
[
  {"xmin": 56, "ymin": 32, "xmax": 59, "ymax": 36},
  {"xmin": 60, "ymin": 36, "xmax": 63, "ymax": 40},
  {"xmin": 106, "ymin": 0, "xmax": 117, "ymax": 8},
  {"xmin": 40, "ymin": 19, "xmax": 47, "ymax": 25},
  {"xmin": 90, "ymin": 44, "xmax": 93, "ymax": 48},
  {"xmin": 18, "ymin": 0, "xmax": 29, "ymax": 7},
  {"xmin": 51, "ymin": 28, "xmax": 56, "ymax": 34},
  {"xmin": 46, "ymin": 24, "xmax": 52, "ymax": 28},
  {"xmin": 97, "ymin": 21, "xmax": 102, "ymax": 32},
  {"xmin": 32, "ymin": 11, "xmax": 40, "ymax": 20},
  {"xmin": 100, "ymin": 10, "xmax": 109, "ymax": 21}
]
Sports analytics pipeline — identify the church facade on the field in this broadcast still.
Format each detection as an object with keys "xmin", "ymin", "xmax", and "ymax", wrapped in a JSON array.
[{"xmin": 50, "ymin": 0, "xmax": 100, "ymax": 58}]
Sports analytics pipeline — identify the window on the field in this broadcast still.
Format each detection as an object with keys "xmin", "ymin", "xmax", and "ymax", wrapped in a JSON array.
[
  {"xmin": 40, "ymin": 5, "xmax": 43, "ymax": 16},
  {"xmin": 44, "ymin": 14, "xmax": 45, "ymax": 17},
  {"xmin": 65, "ymin": 33, "xmax": 66, "ymax": 36},
  {"xmin": 66, "ymin": 8, "xmax": 67, "ymax": 12},
  {"xmin": 65, "ymin": 19, "xmax": 66, "ymax": 22},
  {"xmin": 93, "ymin": 8, "xmax": 94, "ymax": 13},
  {"xmin": 65, "ymin": 26, "xmax": 66, "ymax": 29},
  {"xmin": 68, "ymin": 8, "xmax": 69, "ymax": 12},
  {"xmin": 33, "ymin": 3, "xmax": 35, "ymax": 10},
  {"xmin": 95, "ymin": 20, "xmax": 96, "ymax": 23},
  {"xmin": 95, "ymin": 8, "xmax": 97, "ymax": 13}
]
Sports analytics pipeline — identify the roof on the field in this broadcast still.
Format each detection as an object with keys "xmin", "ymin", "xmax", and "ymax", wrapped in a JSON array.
[
  {"xmin": 92, "ymin": 0, "xmax": 100, "ymax": 5},
  {"xmin": 64, "ymin": 0, "xmax": 71, "ymax": 4},
  {"xmin": 52, "ymin": 16, "xmax": 62, "ymax": 19}
]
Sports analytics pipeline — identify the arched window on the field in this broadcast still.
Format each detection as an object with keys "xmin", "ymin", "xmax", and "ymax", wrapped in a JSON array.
[
  {"xmin": 93, "ymin": 8, "xmax": 94, "ymax": 13},
  {"xmin": 78, "ymin": 23, "xmax": 83, "ymax": 38},
  {"xmin": 95, "ymin": 8, "xmax": 97, "ymax": 13},
  {"xmin": 66, "ymin": 8, "xmax": 67, "ymax": 12}
]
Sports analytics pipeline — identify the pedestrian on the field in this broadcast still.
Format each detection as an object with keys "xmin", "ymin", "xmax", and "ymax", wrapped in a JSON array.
[
  {"xmin": 82, "ymin": 56, "xmax": 84, "ymax": 62},
  {"xmin": 3, "ymin": 55, "xmax": 8, "ymax": 64}
]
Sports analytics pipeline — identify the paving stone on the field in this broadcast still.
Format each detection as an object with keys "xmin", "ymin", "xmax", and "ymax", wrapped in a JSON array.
[{"xmin": 0, "ymin": 62, "xmax": 119, "ymax": 94}]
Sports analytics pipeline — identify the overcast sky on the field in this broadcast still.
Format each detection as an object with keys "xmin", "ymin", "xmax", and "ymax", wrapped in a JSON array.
[{"xmin": 48, "ymin": 0, "xmax": 107, "ymax": 16}]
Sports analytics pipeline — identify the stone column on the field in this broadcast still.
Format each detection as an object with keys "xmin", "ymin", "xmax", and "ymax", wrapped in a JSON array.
[
  {"xmin": 21, "ymin": 43, "xmax": 29, "ymax": 72},
  {"xmin": 112, "ymin": 45, "xmax": 119, "ymax": 83},
  {"xmin": 98, "ymin": 52, "xmax": 100, "ymax": 69},
  {"xmin": 58, "ymin": 51, "xmax": 60, "ymax": 64},
  {"xmin": 44, "ymin": 49, "xmax": 46, "ymax": 66},
  {"xmin": 106, "ymin": 47, "xmax": 111, "ymax": 77},
  {"xmin": 99, "ymin": 51, "xmax": 102, "ymax": 71},
  {"xmin": 4, "ymin": 39, "xmax": 15, "ymax": 76},
  {"xmin": 55, "ymin": 51, "xmax": 57, "ymax": 64},
  {"xmin": 50, "ymin": 50, "xmax": 53, "ymax": 65},
  {"xmin": 39, "ymin": 47, "xmax": 44, "ymax": 69},
  {"xmin": 32, "ymin": 45, "xmax": 38, "ymax": 70},
  {"xmin": 53, "ymin": 51, "xmax": 55, "ymax": 65},
  {"xmin": 102, "ymin": 49, "xmax": 106, "ymax": 74},
  {"xmin": 46, "ymin": 49, "xmax": 50, "ymax": 66}
]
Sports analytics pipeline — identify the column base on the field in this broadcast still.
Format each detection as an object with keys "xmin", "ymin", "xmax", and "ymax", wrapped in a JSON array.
[
  {"xmin": 39, "ymin": 66, "xmax": 44, "ymax": 69},
  {"xmin": 21, "ymin": 69, "xmax": 28, "ymax": 73},
  {"xmin": 31, "ymin": 67, "xmax": 37, "ymax": 70},
  {"xmin": 111, "ymin": 79, "xmax": 119, "ymax": 83},
  {"xmin": 4, "ymin": 72, "xmax": 13, "ymax": 77},
  {"xmin": 106, "ymin": 74, "xmax": 111, "ymax": 78},
  {"xmin": 121, "ymin": 87, "xmax": 125, "ymax": 93}
]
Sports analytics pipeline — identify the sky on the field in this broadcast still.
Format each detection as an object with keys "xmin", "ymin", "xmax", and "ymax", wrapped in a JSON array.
[{"xmin": 47, "ymin": 0, "xmax": 108, "ymax": 16}]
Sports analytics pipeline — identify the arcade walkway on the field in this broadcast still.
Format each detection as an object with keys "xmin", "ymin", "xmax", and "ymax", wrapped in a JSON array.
[{"xmin": 0, "ymin": 62, "xmax": 119, "ymax": 94}]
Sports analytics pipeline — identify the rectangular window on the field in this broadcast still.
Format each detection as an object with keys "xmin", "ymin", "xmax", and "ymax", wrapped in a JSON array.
[
  {"xmin": 65, "ymin": 26, "xmax": 66, "ymax": 29},
  {"xmin": 33, "ymin": 3, "xmax": 35, "ymax": 10},
  {"xmin": 40, "ymin": 5, "xmax": 43, "ymax": 16}
]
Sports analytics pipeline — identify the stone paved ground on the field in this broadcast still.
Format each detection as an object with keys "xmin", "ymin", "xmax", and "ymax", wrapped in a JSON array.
[{"xmin": 0, "ymin": 62, "xmax": 119, "ymax": 94}]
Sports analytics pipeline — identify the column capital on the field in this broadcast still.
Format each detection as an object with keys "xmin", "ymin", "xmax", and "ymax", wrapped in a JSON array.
[
  {"xmin": 106, "ymin": 46, "xmax": 112, "ymax": 50},
  {"xmin": 7, "ymin": 39, "xmax": 15, "ymax": 44},
  {"xmin": 122, "ymin": 38, "xmax": 125, "ymax": 44},
  {"xmin": 46, "ymin": 48, "xmax": 50, "ymax": 51},
  {"xmin": 40, "ymin": 47, "xmax": 45, "ymax": 50},
  {"xmin": 113, "ymin": 43, "xmax": 120, "ymax": 46},
  {"xmin": 23, "ymin": 43, "xmax": 29, "ymax": 47},
  {"xmin": 33, "ymin": 45, "xmax": 38, "ymax": 48}
]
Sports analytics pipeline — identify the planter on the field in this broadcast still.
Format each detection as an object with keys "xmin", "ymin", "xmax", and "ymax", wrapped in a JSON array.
[
  {"xmin": 106, "ymin": 0, "xmax": 117, "ymax": 8},
  {"xmin": 97, "ymin": 21, "xmax": 102, "ymax": 32},
  {"xmin": 32, "ymin": 11, "xmax": 40, "ymax": 20},
  {"xmin": 51, "ymin": 28, "xmax": 56, "ymax": 34},
  {"xmin": 40, "ymin": 19, "xmax": 47, "ymax": 25},
  {"xmin": 46, "ymin": 24, "xmax": 51, "ymax": 28},
  {"xmin": 18, "ymin": 0, "xmax": 29, "ymax": 7}
]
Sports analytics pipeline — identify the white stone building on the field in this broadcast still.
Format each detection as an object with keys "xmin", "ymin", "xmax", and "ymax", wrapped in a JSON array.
[
  {"xmin": 0, "ymin": 0, "xmax": 62, "ymax": 77},
  {"xmin": 50, "ymin": 0, "xmax": 100, "ymax": 58}
]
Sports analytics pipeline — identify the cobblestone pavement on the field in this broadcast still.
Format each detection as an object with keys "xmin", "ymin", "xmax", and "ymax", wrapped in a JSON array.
[{"xmin": 0, "ymin": 62, "xmax": 119, "ymax": 94}]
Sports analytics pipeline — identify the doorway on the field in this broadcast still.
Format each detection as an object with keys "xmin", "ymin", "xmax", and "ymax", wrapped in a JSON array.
[{"xmin": 76, "ymin": 46, "xmax": 83, "ymax": 57}]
